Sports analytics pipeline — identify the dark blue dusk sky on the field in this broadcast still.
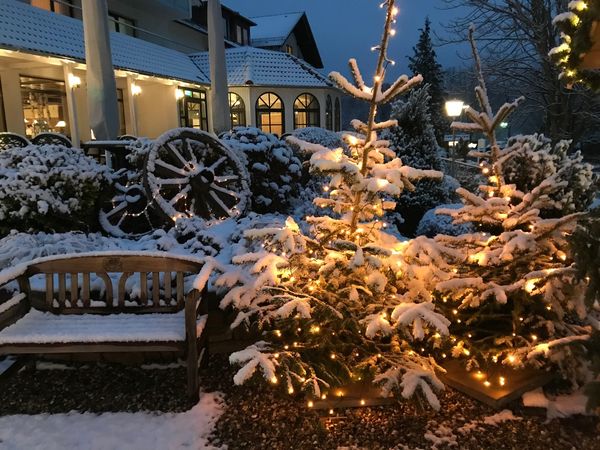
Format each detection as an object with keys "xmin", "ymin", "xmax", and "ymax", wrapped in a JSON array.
[{"xmin": 224, "ymin": 0, "xmax": 468, "ymax": 79}]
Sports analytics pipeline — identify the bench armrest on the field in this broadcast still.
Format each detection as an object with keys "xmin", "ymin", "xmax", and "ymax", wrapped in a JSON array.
[{"xmin": 184, "ymin": 288, "xmax": 205, "ymax": 341}]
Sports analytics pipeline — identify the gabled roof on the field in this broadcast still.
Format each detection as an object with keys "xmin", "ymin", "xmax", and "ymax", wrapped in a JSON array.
[
  {"xmin": 250, "ymin": 12, "xmax": 324, "ymax": 69},
  {"xmin": 190, "ymin": 46, "xmax": 331, "ymax": 88},
  {"xmin": 0, "ymin": 0, "xmax": 210, "ymax": 84}
]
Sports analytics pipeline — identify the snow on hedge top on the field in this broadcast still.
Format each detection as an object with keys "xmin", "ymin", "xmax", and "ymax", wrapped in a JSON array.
[
  {"xmin": 0, "ymin": 0, "xmax": 209, "ymax": 84},
  {"xmin": 190, "ymin": 47, "xmax": 331, "ymax": 87}
]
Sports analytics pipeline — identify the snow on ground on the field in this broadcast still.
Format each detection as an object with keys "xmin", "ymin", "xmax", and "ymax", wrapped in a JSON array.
[
  {"xmin": 0, "ymin": 392, "xmax": 225, "ymax": 450},
  {"xmin": 523, "ymin": 387, "xmax": 591, "ymax": 419}
]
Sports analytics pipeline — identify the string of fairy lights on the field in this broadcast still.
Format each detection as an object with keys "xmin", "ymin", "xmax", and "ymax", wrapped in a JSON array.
[{"xmin": 550, "ymin": 1, "xmax": 600, "ymax": 90}]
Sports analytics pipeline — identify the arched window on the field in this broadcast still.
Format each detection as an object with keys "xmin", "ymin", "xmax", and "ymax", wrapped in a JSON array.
[
  {"xmin": 325, "ymin": 95, "xmax": 333, "ymax": 130},
  {"xmin": 256, "ymin": 92, "xmax": 284, "ymax": 136},
  {"xmin": 229, "ymin": 92, "xmax": 246, "ymax": 128},
  {"xmin": 334, "ymin": 97, "xmax": 341, "ymax": 132},
  {"xmin": 293, "ymin": 93, "xmax": 320, "ymax": 129}
]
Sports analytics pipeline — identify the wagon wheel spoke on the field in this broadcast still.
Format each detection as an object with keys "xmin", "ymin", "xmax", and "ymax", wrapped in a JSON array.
[
  {"xmin": 209, "ymin": 191, "xmax": 235, "ymax": 217},
  {"xmin": 155, "ymin": 159, "xmax": 189, "ymax": 177},
  {"xmin": 210, "ymin": 183, "xmax": 240, "ymax": 201},
  {"xmin": 214, "ymin": 175, "xmax": 239, "ymax": 183},
  {"xmin": 165, "ymin": 142, "xmax": 190, "ymax": 168},
  {"xmin": 154, "ymin": 177, "xmax": 189, "ymax": 186},
  {"xmin": 207, "ymin": 156, "xmax": 228, "ymax": 172},
  {"xmin": 169, "ymin": 185, "xmax": 192, "ymax": 206},
  {"xmin": 104, "ymin": 201, "xmax": 128, "ymax": 219}
]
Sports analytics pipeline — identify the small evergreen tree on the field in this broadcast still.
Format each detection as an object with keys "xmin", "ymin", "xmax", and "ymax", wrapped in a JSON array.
[
  {"xmin": 384, "ymin": 84, "xmax": 454, "ymax": 236},
  {"xmin": 215, "ymin": 1, "xmax": 450, "ymax": 409},
  {"xmin": 407, "ymin": 28, "xmax": 593, "ymax": 386},
  {"xmin": 408, "ymin": 17, "xmax": 446, "ymax": 143}
]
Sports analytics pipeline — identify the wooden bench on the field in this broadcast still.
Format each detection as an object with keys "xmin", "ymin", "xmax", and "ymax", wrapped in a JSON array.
[{"xmin": 0, "ymin": 251, "xmax": 209, "ymax": 401}]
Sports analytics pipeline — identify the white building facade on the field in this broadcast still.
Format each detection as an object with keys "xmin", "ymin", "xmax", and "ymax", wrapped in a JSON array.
[{"xmin": 0, "ymin": 0, "xmax": 342, "ymax": 142}]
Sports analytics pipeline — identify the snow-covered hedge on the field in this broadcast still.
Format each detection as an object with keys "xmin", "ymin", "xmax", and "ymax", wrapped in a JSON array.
[
  {"xmin": 416, "ymin": 203, "xmax": 473, "ymax": 237},
  {"xmin": 289, "ymin": 127, "xmax": 344, "ymax": 160},
  {"xmin": 502, "ymin": 134, "xmax": 598, "ymax": 215},
  {"xmin": 0, "ymin": 145, "xmax": 110, "ymax": 235},
  {"xmin": 221, "ymin": 127, "xmax": 301, "ymax": 214}
]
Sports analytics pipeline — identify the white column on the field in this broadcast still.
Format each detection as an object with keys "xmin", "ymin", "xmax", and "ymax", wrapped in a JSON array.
[
  {"xmin": 0, "ymin": 70, "xmax": 25, "ymax": 135},
  {"xmin": 62, "ymin": 63, "xmax": 80, "ymax": 146},
  {"xmin": 207, "ymin": 0, "xmax": 229, "ymax": 134},
  {"xmin": 126, "ymin": 76, "xmax": 139, "ymax": 136},
  {"xmin": 81, "ymin": 0, "xmax": 119, "ymax": 140}
]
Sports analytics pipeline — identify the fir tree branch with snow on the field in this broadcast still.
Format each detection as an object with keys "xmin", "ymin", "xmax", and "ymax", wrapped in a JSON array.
[
  {"xmin": 415, "ymin": 27, "xmax": 594, "ymax": 385},
  {"xmin": 217, "ymin": 0, "xmax": 449, "ymax": 409}
]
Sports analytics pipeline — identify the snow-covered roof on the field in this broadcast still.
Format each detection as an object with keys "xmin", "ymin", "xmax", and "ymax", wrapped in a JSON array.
[
  {"xmin": 190, "ymin": 46, "xmax": 331, "ymax": 88},
  {"xmin": 249, "ymin": 12, "xmax": 304, "ymax": 47},
  {"xmin": 0, "ymin": 0, "xmax": 210, "ymax": 84}
]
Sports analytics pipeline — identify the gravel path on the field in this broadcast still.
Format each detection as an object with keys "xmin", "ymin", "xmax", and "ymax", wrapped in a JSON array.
[{"xmin": 0, "ymin": 355, "xmax": 598, "ymax": 449}]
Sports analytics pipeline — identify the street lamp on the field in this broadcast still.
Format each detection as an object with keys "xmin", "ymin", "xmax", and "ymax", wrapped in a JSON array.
[
  {"xmin": 445, "ymin": 100, "xmax": 464, "ymax": 118},
  {"xmin": 445, "ymin": 99, "xmax": 464, "ymax": 171}
]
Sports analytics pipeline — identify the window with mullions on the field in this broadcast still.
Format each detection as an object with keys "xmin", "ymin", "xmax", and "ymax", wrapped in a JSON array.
[
  {"xmin": 178, "ymin": 88, "xmax": 209, "ymax": 131},
  {"xmin": 229, "ymin": 92, "xmax": 246, "ymax": 128},
  {"xmin": 31, "ymin": 0, "xmax": 73, "ymax": 17},
  {"xmin": 294, "ymin": 93, "xmax": 320, "ymax": 129},
  {"xmin": 108, "ymin": 12, "xmax": 136, "ymax": 37},
  {"xmin": 256, "ymin": 92, "xmax": 284, "ymax": 136},
  {"xmin": 20, "ymin": 76, "xmax": 69, "ymax": 138},
  {"xmin": 325, "ymin": 95, "xmax": 333, "ymax": 130}
]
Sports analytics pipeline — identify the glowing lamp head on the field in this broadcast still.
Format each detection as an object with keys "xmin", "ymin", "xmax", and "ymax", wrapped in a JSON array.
[
  {"xmin": 68, "ymin": 74, "xmax": 81, "ymax": 89},
  {"xmin": 445, "ymin": 99, "xmax": 465, "ymax": 118},
  {"xmin": 131, "ymin": 84, "xmax": 142, "ymax": 96}
]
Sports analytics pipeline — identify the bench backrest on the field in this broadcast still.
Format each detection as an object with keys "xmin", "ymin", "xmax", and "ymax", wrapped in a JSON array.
[{"xmin": 24, "ymin": 254, "xmax": 204, "ymax": 313}]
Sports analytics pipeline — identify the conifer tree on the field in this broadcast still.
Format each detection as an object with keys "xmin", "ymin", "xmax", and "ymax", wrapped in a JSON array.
[
  {"xmin": 216, "ymin": 1, "xmax": 450, "ymax": 409},
  {"xmin": 408, "ymin": 17, "xmax": 446, "ymax": 143},
  {"xmin": 407, "ymin": 28, "xmax": 593, "ymax": 386},
  {"xmin": 384, "ymin": 84, "xmax": 454, "ymax": 235}
]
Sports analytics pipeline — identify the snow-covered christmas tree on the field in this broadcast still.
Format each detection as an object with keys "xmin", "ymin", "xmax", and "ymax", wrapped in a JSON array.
[
  {"xmin": 415, "ymin": 28, "xmax": 593, "ymax": 385},
  {"xmin": 216, "ymin": 0, "xmax": 451, "ymax": 409}
]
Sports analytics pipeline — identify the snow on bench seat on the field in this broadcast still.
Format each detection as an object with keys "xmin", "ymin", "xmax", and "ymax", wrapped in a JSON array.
[{"xmin": 0, "ymin": 310, "xmax": 189, "ymax": 344}]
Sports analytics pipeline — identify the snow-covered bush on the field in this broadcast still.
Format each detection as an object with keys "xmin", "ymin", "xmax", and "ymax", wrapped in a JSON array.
[
  {"xmin": 0, "ymin": 145, "xmax": 110, "ymax": 235},
  {"xmin": 285, "ymin": 129, "xmax": 346, "ymax": 220},
  {"xmin": 416, "ymin": 203, "xmax": 473, "ymax": 237},
  {"xmin": 501, "ymin": 134, "xmax": 598, "ymax": 216},
  {"xmin": 289, "ymin": 127, "xmax": 344, "ymax": 160},
  {"xmin": 221, "ymin": 127, "xmax": 301, "ymax": 214}
]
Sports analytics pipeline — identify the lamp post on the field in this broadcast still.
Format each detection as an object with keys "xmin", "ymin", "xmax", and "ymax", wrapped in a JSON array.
[{"xmin": 445, "ymin": 99, "xmax": 464, "ymax": 176}]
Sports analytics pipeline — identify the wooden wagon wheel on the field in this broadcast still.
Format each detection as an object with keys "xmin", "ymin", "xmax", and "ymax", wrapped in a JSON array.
[
  {"xmin": 31, "ymin": 132, "xmax": 72, "ymax": 147},
  {"xmin": 99, "ymin": 170, "xmax": 163, "ymax": 237},
  {"xmin": 0, "ymin": 132, "xmax": 30, "ymax": 151},
  {"xmin": 144, "ymin": 128, "xmax": 250, "ymax": 222}
]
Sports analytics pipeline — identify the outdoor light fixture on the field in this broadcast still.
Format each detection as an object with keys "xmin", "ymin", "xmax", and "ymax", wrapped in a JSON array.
[
  {"xmin": 445, "ymin": 99, "xmax": 464, "ymax": 118},
  {"xmin": 175, "ymin": 89, "xmax": 185, "ymax": 100},
  {"xmin": 68, "ymin": 73, "xmax": 81, "ymax": 89},
  {"xmin": 55, "ymin": 120, "xmax": 67, "ymax": 128},
  {"xmin": 131, "ymin": 84, "xmax": 142, "ymax": 96}
]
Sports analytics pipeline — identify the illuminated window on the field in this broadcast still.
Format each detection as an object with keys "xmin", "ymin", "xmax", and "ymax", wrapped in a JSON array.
[
  {"xmin": 229, "ymin": 92, "xmax": 246, "ymax": 127},
  {"xmin": 178, "ymin": 88, "xmax": 209, "ymax": 131},
  {"xmin": 325, "ymin": 95, "xmax": 333, "ymax": 130},
  {"xmin": 285, "ymin": 45, "xmax": 293, "ymax": 55},
  {"xmin": 20, "ymin": 76, "xmax": 69, "ymax": 138},
  {"xmin": 31, "ymin": 0, "xmax": 73, "ymax": 17},
  {"xmin": 294, "ymin": 93, "xmax": 320, "ymax": 129},
  {"xmin": 334, "ymin": 97, "xmax": 341, "ymax": 131},
  {"xmin": 256, "ymin": 92, "xmax": 284, "ymax": 136}
]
